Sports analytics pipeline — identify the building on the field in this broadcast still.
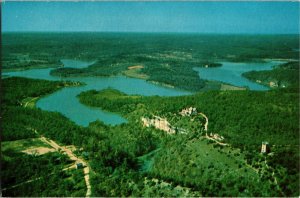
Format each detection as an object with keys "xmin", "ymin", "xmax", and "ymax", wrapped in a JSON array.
[{"xmin": 261, "ymin": 142, "xmax": 269, "ymax": 153}]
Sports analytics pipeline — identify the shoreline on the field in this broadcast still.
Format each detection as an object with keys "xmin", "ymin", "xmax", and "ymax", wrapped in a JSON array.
[{"xmin": 2, "ymin": 64, "xmax": 60, "ymax": 72}]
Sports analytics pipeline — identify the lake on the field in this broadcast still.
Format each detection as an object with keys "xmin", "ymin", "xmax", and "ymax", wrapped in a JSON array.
[
  {"xmin": 4, "ymin": 60, "xmax": 190, "ymax": 126},
  {"xmin": 4, "ymin": 59, "xmax": 283, "ymax": 126},
  {"xmin": 194, "ymin": 61, "xmax": 284, "ymax": 90}
]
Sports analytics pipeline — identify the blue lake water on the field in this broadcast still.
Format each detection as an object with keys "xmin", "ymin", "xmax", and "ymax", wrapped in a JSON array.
[
  {"xmin": 61, "ymin": 59, "xmax": 96, "ymax": 68},
  {"xmin": 4, "ymin": 59, "xmax": 283, "ymax": 126},
  {"xmin": 4, "ymin": 60, "xmax": 190, "ymax": 126},
  {"xmin": 194, "ymin": 61, "xmax": 284, "ymax": 90}
]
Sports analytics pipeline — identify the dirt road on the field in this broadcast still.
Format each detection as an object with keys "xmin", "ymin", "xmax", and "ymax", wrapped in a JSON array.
[
  {"xmin": 39, "ymin": 136, "xmax": 92, "ymax": 197},
  {"xmin": 198, "ymin": 112, "xmax": 208, "ymax": 133},
  {"xmin": 198, "ymin": 112, "xmax": 228, "ymax": 146}
]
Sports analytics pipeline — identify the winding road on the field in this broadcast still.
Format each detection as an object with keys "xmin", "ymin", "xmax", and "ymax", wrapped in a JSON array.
[
  {"xmin": 198, "ymin": 110, "xmax": 283, "ymax": 194},
  {"xmin": 198, "ymin": 112, "xmax": 228, "ymax": 146},
  {"xmin": 198, "ymin": 112, "xmax": 208, "ymax": 134}
]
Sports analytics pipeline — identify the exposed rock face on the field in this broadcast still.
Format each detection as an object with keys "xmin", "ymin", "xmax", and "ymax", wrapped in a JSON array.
[
  {"xmin": 141, "ymin": 116, "xmax": 175, "ymax": 134},
  {"xmin": 142, "ymin": 108, "xmax": 227, "ymax": 146},
  {"xmin": 269, "ymin": 81, "xmax": 278, "ymax": 87},
  {"xmin": 179, "ymin": 107, "xmax": 197, "ymax": 116},
  {"xmin": 209, "ymin": 132, "xmax": 224, "ymax": 141}
]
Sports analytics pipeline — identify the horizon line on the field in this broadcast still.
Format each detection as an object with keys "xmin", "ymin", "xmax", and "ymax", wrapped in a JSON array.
[
  {"xmin": 2, "ymin": 31, "xmax": 300, "ymax": 35},
  {"xmin": 2, "ymin": 0, "xmax": 299, "ymax": 2}
]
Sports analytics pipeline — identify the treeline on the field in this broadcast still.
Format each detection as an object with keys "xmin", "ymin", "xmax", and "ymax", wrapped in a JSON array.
[
  {"xmin": 2, "ymin": 77, "xmax": 63, "ymax": 106},
  {"xmin": 4, "ymin": 33, "xmax": 299, "ymax": 71},
  {"xmin": 143, "ymin": 61, "xmax": 205, "ymax": 91},
  {"xmin": 243, "ymin": 61, "xmax": 299, "ymax": 88},
  {"xmin": 79, "ymin": 87, "xmax": 299, "ymax": 146},
  {"xmin": 4, "ymin": 33, "xmax": 299, "ymax": 91},
  {"xmin": 77, "ymin": 89, "xmax": 142, "ymax": 115}
]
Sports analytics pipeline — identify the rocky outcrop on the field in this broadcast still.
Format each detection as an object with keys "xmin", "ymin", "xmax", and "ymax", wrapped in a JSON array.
[
  {"xmin": 141, "ymin": 116, "xmax": 175, "ymax": 134},
  {"xmin": 179, "ymin": 107, "xmax": 197, "ymax": 116},
  {"xmin": 209, "ymin": 132, "xmax": 224, "ymax": 141}
]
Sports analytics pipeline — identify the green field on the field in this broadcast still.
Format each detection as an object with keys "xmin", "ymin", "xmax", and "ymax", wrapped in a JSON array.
[{"xmin": 2, "ymin": 138, "xmax": 52, "ymax": 153}]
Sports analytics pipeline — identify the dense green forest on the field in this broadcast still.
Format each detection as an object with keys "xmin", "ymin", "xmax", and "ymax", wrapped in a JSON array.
[
  {"xmin": 243, "ymin": 61, "xmax": 299, "ymax": 88},
  {"xmin": 2, "ymin": 33, "xmax": 299, "ymax": 196},
  {"xmin": 4, "ymin": 74, "xmax": 299, "ymax": 196},
  {"xmin": 2, "ymin": 151, "xmax": 86, "ymax": 197},
  {"xmin": 3, "ymin": 72, "xmax": 300, "ymax": 197},
  {"xmin": 79, "ymin": 87, "xmax": 299, "ymax": 146},
  {"xmin": 78, "ymin": 84, "xmax": 299, "ymax": 196},
  {"xmin": 1, "ymin": 77, "xmax": 197, "ymax": 196},
  {"xmin": 2, "ymin": 77, "xmax": 89, "ymax": 196},
  {"xmin": 3, "ymin": 33, "xmax": 299, "ymax": 91}
]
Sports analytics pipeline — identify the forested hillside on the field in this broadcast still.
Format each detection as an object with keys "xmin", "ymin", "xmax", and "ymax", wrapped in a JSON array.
[
  {"xmin": 79, "ymin": 85, "xmax": 299, "ymax": 196},
  {"xmin": 243, "ymin": 61, "xmax": 299, "ymax": 88},
  {"xmin": 2, "ymin": 67, "xmax": 299, "ymax": 197}
]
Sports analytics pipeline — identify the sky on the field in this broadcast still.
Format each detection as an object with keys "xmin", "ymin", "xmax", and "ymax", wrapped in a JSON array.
[{"xmin": 2, "ymin": 1, "xmax": 299, "ymax": 34}]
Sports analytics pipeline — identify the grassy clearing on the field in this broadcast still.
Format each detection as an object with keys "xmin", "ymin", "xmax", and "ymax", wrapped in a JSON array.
[
  {"xmin": 220, "ymin": 83, "xmax": 247, "ymax": 90},
  {"xmin": 151, "ymin": 137, "xmax": 258, "ymax": 191},
  {"xmin": 138, "ymin": 148, "xmax": 161, "ymax": 172},
  {"xmin": 122, "ymin": 67, "xmax": 149, "ymax": 80},
  {"xmin": 21, "ymin": 97, "xmax": 40, "ymax": 108},
  {"xmin": 188, "ymin": 138, "xmax": 256, "ymax": 176},
  {"xmin": 2, "ymin": 138, "xmax": 52, "ymax": 154}
]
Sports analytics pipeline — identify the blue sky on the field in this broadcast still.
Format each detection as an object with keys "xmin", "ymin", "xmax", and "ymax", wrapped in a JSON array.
[{"xmin": 2, "ymin": 1, "xmax": 299, "ymax": 34}]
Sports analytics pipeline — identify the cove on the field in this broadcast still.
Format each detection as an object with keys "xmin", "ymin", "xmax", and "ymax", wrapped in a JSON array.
[
  {"xmin": 194, "ymin": 61, "xmax": 285, "ymax": 90},
  {"xmin": 4, "ymin": 59, "xmax": 190, "ymax": 127}
]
